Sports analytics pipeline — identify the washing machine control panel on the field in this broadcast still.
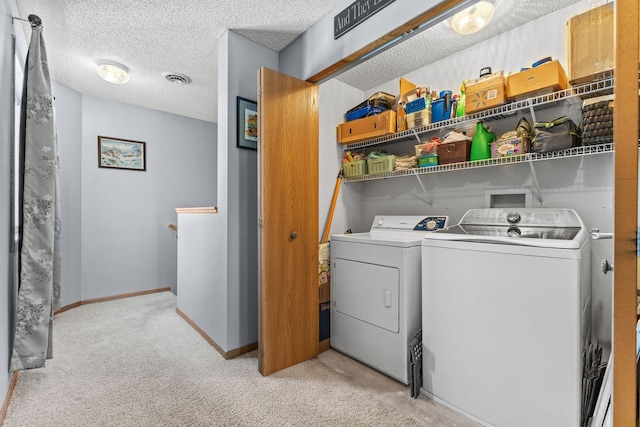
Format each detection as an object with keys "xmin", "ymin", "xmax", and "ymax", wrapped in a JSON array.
[
  {"xmin": 371, "ymin": 216, "xmax": 448, "ymax": 232},
  {"xmin": 460, "ymin": 208, "xmax": 582, "ymax": 228}
]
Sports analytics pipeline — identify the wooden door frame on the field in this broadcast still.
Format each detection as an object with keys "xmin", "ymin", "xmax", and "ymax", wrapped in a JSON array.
[{"xmin": 613, "ymin": 0, "xmax": 638, "ymax": 424}]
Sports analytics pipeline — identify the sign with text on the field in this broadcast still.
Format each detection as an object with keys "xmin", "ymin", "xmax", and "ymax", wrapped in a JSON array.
[{"xmin": 334, "ymin": 0, "xmax": 395, "ymax": 39}]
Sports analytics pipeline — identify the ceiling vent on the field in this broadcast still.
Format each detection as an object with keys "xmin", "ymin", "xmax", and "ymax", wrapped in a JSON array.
[{"xmin": 162, "ymin": 72, "xmax": 192, "ymax": 85}]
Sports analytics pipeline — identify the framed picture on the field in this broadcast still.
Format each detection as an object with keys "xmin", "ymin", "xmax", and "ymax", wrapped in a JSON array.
[
  {"xmin": 98, "ymin": 136, "xmax": 146, "ymax": 171},
  {"xmin": 237, "ymin": 96, "xmax": 258, "ymax": 150}
]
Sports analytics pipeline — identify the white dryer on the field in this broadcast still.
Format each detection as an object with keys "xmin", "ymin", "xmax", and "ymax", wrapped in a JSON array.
[
  {"xmin": 421, "ymin": 208, "xmax": 591, "ymax": 427},
  {"xmin": 330, "ymin": 215, "xmax": 448, "ymax": 384}
]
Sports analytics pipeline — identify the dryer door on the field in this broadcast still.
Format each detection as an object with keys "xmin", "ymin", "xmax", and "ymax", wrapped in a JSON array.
[{"xmin": 334, "ymin": 258, "xmax": 399, "ymax": 333}]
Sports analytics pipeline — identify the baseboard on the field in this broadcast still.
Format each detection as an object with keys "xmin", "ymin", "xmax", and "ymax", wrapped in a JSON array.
[
  {"xmin": 175, "ymin": 308, "xmax": 257, "ymax": 360},
  {"xmin": 54, "ymin": 287, "xmax": 172, "ymax": 315},
  {"xmin": 0, "ymin": 372, "xmax": 21, "ymax": 424},
  {"xmin": 319, "ymin": 338, "xmax": 331, "ymax": 353},
  {"xmin": 54, "ymin": 301, "xmax": 82, "ymax": 314},
  {"xmin": 225, "ymin": 342, "xmax": 259, "ymax": 359}
]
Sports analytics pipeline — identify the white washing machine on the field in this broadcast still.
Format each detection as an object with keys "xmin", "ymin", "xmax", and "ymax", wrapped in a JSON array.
[
  {"xmin": 330, "ymin": 215, "xmax": 448, "ymax": 384},
  {"xmin": 421, "ymin": 208, "xmax": 591, "ymax": 427}
]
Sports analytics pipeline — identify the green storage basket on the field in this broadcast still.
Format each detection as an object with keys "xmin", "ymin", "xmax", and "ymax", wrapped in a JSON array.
[
  {"xmin": 367, "ymin": 155, "xmax": 397, "ymax": 174},
  {"xmin": 343, "ymin": 159, "xmax": 367, "ymax": 177}
]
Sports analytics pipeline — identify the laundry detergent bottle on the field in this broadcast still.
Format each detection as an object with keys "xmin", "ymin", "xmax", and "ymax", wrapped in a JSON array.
[{"xmin": 470, "ymin": 122, "xmax": 495, "ymax": 161}]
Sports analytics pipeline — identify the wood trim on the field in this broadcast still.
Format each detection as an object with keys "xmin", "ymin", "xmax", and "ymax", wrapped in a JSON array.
[
  {"xmin": 0, "ymin": 372, "xmax": 20, "ymax": 425},
  {"xmin": 613, "ymin": 0, "xmax": 639, "ymax": 424},
  {"xmin": 319, "ymin": 339, "xmax": 331, "ymax": 354},
  {"xmin": 175, "ymin": 207, "xmax": 218, "ymax": 214},
  {"xmin": 176, "ymin": 308, "xmax": 226, "ymax": 357},
  {"xmin": 54, "ymin": 287, "xmax": 171, "ymax": 315},
  {"xmin": 175, "ymin": 308, "xmax": 257, "ymax": 360},
  {"xmin": 225, "ymin": 342, "xmax": 259, "ymax": 359},
  {"xmin": 54, "ymin": 301, "xmax": 82, "ymax": 315},
  {"xmin": 307, "ymin": 0, "xmax": 467, "ymax": 84},
  {"xmin": 168, "ymin": 224, "xmax": 178, "ymax": 233}
]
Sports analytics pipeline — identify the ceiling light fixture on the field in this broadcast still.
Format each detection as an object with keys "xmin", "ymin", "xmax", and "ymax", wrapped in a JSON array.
[
  {"xmin": 450, "ymin": 1, "xmax": 495, "ymax": 35},
  {"xmin": 96, "ymin": 60, "xmax": 130, "ymax": 84}
]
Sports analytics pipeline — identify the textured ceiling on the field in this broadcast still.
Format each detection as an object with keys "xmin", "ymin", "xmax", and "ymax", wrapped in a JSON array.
[
  {"xmin": 14, "ymin": 0, "xmax": 344, "ymax": 123},
  {"xmin": 14, "ymin": 0, "xmax": 583, "ymax": 124},
  {"xmin": 337, "ymin": 0, "xmax": 584, "ymax": 91}
]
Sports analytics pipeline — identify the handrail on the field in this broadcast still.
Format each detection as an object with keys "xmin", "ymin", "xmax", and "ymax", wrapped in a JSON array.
[{"xmin": 168, "ymin": 224, "xmax": 178, "ymax": 239}]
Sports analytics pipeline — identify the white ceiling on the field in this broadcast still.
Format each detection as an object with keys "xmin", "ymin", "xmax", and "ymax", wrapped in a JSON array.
[{"xmin": 14, "ymin": 0, "xmax": 583, "ymax": 124}]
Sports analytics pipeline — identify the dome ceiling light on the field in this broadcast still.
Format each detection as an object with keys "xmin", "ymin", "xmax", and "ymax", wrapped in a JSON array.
[
  {"xmin": 96, "ymin": 60, "xmax": 130, "ymax": 84},
  {"xmin": 450, "ymin": 1, "xmax": 495, "ymax": 35}
]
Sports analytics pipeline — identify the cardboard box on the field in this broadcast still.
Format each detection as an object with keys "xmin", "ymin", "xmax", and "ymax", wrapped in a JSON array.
[
  {"xmin": 567, "ymin": 3, "xmax": 614, "ymax": 85},
  {"xmin": 337, "ymin": 110, "xmax": 396, "ymax": 144},
  {"xmin": 506, "ymin": 60, "xmax": 568, "ymax": 101},
  {"xmin": 437, "ymin": 140, "xmax": 471, "ymax": 165},
  {"xmin": 465, "ymin": 72, "xmax": 506, "ymax": 114},
  {"xmin": 397, "ymin": 77, "xmax": 417, "ymax": 132},
  {"xmin": 319, "ymin": 282, "xmax": 330, "ymax": 303}
]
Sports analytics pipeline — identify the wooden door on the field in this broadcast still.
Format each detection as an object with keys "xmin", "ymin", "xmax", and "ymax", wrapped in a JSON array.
[{"xmin": 257, "ymin": 67, "xmax": 319, "ymax": 376}]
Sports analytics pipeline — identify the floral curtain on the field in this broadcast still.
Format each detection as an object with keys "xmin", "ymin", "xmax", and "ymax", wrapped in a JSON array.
[{"xmin": 11, "ymin": 17, "xmax": 61, "ymax": 372}]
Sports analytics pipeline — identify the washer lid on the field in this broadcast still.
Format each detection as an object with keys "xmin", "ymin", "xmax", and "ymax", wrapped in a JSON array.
[
  {"xmin": 459, "ymin": 208, "xmax": 582, "ymax": 228},
  {"xmin": 423, "ymin": 208, "xmax": 588, "ymax": 249}
]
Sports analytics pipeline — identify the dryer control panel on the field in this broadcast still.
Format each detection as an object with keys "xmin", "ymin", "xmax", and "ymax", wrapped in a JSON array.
[{"xmin": 371, "ymin": 215, "xmax": 448, "ymax": 232}]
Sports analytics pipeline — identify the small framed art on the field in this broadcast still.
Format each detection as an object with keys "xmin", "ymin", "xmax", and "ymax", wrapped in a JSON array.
[
  {"xmin": 237, "ymin": 97, "xmax": 258, "ymax": 150},
  {"xmin": 98, "ymin": 136, "xmax": 146, "ymax": 171}
]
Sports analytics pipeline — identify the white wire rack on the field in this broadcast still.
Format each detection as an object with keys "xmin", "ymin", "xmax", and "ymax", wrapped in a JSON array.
[
  {"xmin": 343, "ymin": 143, "xmax": 615, "ymax": 182},
  {"xmin": 341, "ymin": 76, "xmax": 614, "ymax": 152},
  {"xmin": 341, "ymin": 76, "xmax": 617, "ymax": 183}
]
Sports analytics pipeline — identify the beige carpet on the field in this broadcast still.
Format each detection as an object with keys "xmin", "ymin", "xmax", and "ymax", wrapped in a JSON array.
[{"xmin": 3, "ymin": 292, "xmax": 479, "ymax": 426}]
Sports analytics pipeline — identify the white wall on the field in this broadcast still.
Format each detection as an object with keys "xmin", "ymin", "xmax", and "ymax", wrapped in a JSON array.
[
  {"xmin": 52, "ymin": 82, "xmax": 82, "ymax": 306},
  {"xmin": 366, "ymin": 1, "xmax": 591, "ymax": 99},
  {"xmin": 176, "ymin": 212, "xmax": 227, "ymax": 348},
  {"xmin": 280, "ymin": 0, "xmax": 473, "ymax": 81},
  {"xmin": 0, "ymin": 0, "xmax": 22, "ymax": 403},
  {"xmin": 177, "ymin": 30, "xmax": 278, "ymax": 352},
  {"xmin": 318, "ymin": 79, "xmax": 367, "ymax": 237},
  {"xmin": 223, "ymin": 31, "xmax": 278, "ymax": 351},
  {"xmin": 80, "ymin": 95, "xmax": 217, "ymax": 300}
]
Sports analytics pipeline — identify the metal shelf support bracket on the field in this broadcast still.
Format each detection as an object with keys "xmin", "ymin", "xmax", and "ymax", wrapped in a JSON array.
[
  {"xmin": 414, "ymin": 171, "xmax": 433, "ymax": 206},
  {"xmin": 528, "ymin": 161, "xmax": 544, "ymax": 206}
]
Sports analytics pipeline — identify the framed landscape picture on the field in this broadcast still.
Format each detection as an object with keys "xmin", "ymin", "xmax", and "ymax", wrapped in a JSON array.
[
  {"xmin": 237, "ymin": 96, "xmax": 258, "ymax": 150},
  {"xmin": 98, "ymin": 136, "xmax": 146, "ymax": 171}
]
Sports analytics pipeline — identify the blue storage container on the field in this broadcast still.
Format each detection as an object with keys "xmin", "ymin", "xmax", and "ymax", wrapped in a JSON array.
[
  {"xmin": 405, "ymin": 97, "xmax": 427, "ymax": 114},
  {"xmin": 345, "ymin": 105, "xmax": 385, "ymax": 122}
]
